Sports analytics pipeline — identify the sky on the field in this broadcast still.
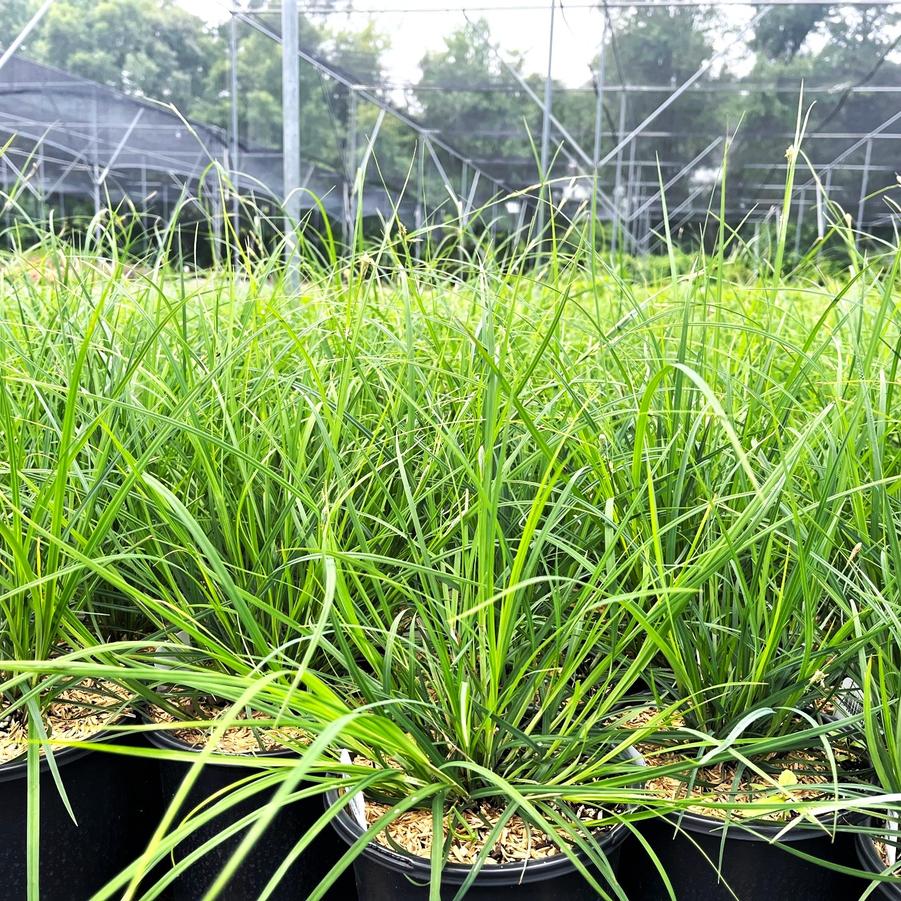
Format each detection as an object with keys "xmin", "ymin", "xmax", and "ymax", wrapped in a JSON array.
[{"xmin": 176, "ymin": 1, "xmax": 681, "ymax": 88}]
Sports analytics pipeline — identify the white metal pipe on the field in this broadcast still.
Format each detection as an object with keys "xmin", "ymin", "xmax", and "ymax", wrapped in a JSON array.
[
  {"xmin": 592, "ymin": 16, "xmax": 607, "ymax": 167},
  {"xmin": 537, "ymin": 0, "xmax": 556, "ymax": 239},
  {"xmin": 234, "ymin": 9, "xmax": 513, "ymax": 196},
  {"xmin": 281, "ymin": 0, "xmax": 301, "ymax": 287},
  {"xmin": 229, "ymin": 13, "xmax": 240, "ymax": 229},
  {"xmin": 595, "ymin": 9, "xmax": 769, "ymax": 170},
  {"xmin": 856, "ymin": 137, "xmax": 873, "ymax": 236}
]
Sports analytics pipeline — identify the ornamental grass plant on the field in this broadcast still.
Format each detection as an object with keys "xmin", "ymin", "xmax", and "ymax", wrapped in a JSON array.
[{"xmin": 0, "ymin": 147, "xmax": 900, "ymax": 899}]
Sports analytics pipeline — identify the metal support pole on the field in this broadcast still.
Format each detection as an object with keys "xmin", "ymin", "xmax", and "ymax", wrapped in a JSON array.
[
  {"xmin": 486, "ymin": 28, "xmax": 603, "ymax": 178},
  {"xmin": 537, "ymin": 0, "xmax": 556, "ymax": 240},
  {"xmin": 414, "ymin": 198, "xmax": 423, "ymax": 258},
  {"xmin": 591, "ymin": 15, "xmax": 607, "ymax": 242},
  {"xmin": 229, "ymin": 12, "xmax": 240, "ymax": 233},
  {"xmin": 91, "ymin": 88, "xmax": 101, "ymax": 220},
  {"xmin": 856, "ymin": 137, "xmax": 872, "ymax": 244},
  {"xmin": 489, "ymin": 44, "xmax": 618, "ymax": 219},
  {"xmin": 341, "ymin": 176, "xmax": 350, "ymax": 253},
  {"xmin": 794, "ymin": 187, "xmax": 805, "ymax": 256},
  {"xmin": 348, "ymin": 85, "xmax": 358, "ymax": 179},
  {"xmin": 281, "ymin": 0, "xmax": 301, "ymax": 288},
  {"xmin": 415, "ymin": 138, "xmax": 425, "ymax": 259},
  {"xmin": 342, "ymin": 85, "xmax": 357, "ymax": 250},
  {"xmin": 592, "ymin": 17, "xmax": 607, "ymax": 167},
  {"xmin": 37, "ymin": 144, "xmax": 44, "ymax": 203},
  {"xmin": 625, "ymin": 143, "xmax": 638, "ymax": 253},
  {"xmin": 611, "ymin": 92, "xmax": 627, "ymax": 255},
  {"xmin": 235, "ymin": 9, "xmax": 514, "ymax": 200},
  {"xmin": 460, "ymin": 162, "xmax": 468, "ymax": 226},
  {"xmin": 464, "ymin": 169, "xmax": 481, "ymax": 221},
  {"xmin": 459, "ymin": 161, "xmax": 468, "ymax": 257},
  {"xmin": 815, "ymin": 178, "xmax": 825, "ymax": 239},
  {"xmin": 355, "ymin": 106, "xmax": 384, "ymax": 192},
  {"xmin": 595, "ymin": 8, "xmax": 768, "ymax": 170},
  {"xmin": 210, "ymin": 161, "xmax": 222, "ymax": 266}
]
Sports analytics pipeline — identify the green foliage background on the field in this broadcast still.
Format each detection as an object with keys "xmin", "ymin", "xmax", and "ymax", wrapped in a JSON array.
[{"xmin": 1, "ymin": 0, "xmax": 900, "ymax": 220}]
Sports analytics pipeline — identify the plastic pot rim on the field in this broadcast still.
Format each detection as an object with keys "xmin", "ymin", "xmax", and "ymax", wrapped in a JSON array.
[
  {"xmin": 325, "ymin": 788, "xmax": 632, "ymax": 886},
  {"xmin": 324, "ymin": 746, "xmax": 644, "ymax": 886},
  {"xmin": 142, "ymin": 716, "xmax": 295, "ymax": 763},
  {"xmin": 854, "ymin": 816, "xmax": 901, "ymax": 899},
  {"xmin": 0, "ymin": 738, "xmax": 95, "ymax": 783},
  {"xmin": 0, "ymin": 715, "xmax": 137, "ymax": 783},
  {"xmin": 640, "ymin": 708, "xmax": 866, "ymax": 843},
  {"xmin": 658, "ymin": 805, "xmax": 863, "ymax": 843}
]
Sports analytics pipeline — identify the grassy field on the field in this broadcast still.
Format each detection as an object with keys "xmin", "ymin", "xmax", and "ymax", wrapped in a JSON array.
[{"xmin": 1, "ymin": 176, "xmax": 901, "ymax": 898}]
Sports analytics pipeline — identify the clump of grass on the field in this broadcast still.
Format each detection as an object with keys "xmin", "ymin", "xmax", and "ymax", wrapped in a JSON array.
[{"xmin": 0, "ymin": 146, "xmax": 899, "ymax": 898}]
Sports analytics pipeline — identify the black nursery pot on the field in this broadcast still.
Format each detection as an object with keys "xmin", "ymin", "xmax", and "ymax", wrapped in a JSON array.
[
  {"xmin": 325, "ymin": 788, "xmax": 632, "ymax": 901},
  {"xmin": 855, "ymin": 818, "xmax": 901, "ymax": 900},
  {"xmin": 620, "ymin": 808, "xmax": 862, "ymax": 901},
  {"xmin": 0, "ymin": 724, "xmax": 163, "ymax": 901},
  {"xmin": 148, "ymin": 727, "xmax": 356, "ymax": 901}
]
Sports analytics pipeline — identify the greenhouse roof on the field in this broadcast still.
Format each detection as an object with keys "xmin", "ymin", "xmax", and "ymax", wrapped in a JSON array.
[{"xmin": 0, "ymin": 54, "xmax": 399, "ymax": 218}]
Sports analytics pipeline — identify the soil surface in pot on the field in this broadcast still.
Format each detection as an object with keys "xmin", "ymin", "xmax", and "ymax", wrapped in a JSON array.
[
  {"xmin": 642, "ymin": 749, "xmax": 848, "ymax": 821},
  {"xmin": 147, "ymin": 695, "xmax": 307, "ymax": 753},
  {"xmin": 363, "ymin": 796, "xmax": 623, "ymax": 866},
  {"xmin": 626, "ymin": 706, "xmax": 862, "ymax": 822},
  {"xmin": 0, "ymin": 679, "xmax": 131, "ymax": 764}
]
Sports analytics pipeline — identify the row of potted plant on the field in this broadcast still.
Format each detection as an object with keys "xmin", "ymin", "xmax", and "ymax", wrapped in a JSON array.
[{"xmin": 1, "ymin": 196, "xmax": 900, "ymax": 900}]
